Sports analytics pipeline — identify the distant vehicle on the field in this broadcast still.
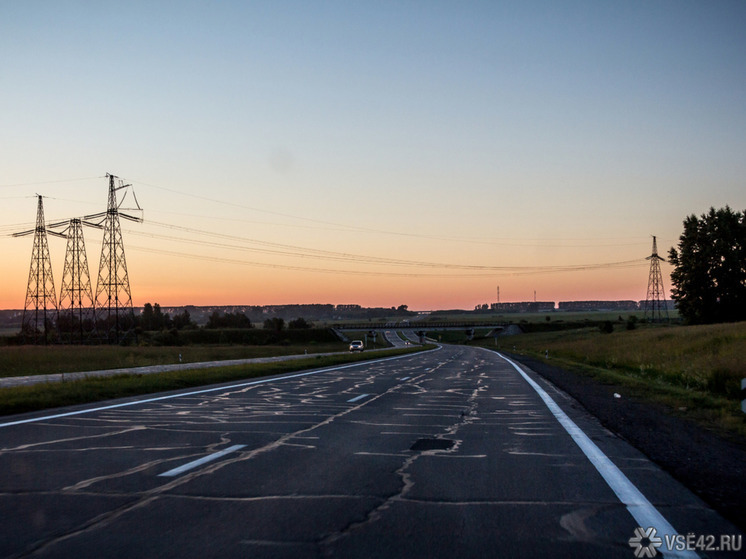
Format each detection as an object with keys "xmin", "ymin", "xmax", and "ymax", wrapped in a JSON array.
[{"xmin": 349, "ymin": 340, "xmax": 364, "ymax": 352}]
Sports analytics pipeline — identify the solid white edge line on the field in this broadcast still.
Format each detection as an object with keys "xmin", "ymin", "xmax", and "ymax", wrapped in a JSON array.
[
  {"xmin": 496, "ymin": 352, "xmax": 698, "ymax": 559},
  {"xmin": 0, "ymin": 346, "xmax": 442, "ymax": 429},
  {"xmin": 159, "ymin": 444, "xmax": 246, "ymax": 477}
]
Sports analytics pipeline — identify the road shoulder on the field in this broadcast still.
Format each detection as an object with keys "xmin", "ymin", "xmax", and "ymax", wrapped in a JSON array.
[{"xmin": 504, "ymin": 353, "xmax": 746, "ymax": 533}]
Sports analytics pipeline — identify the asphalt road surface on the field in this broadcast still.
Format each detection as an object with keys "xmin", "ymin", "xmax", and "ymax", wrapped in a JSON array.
[{"xmin": 0, "ymin": 345, "xmax": 741, "ymax": 558}]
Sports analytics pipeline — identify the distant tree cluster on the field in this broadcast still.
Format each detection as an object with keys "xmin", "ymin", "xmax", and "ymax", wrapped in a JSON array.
[
  {"xmin": 263, "ymin": 317, "xmax": 285, "ymax": 332},
  {"xmin": 205, "ymin": 310, "xmax": 253, "ymax": 329},
  {"xmin": 288, "ymin": 317, "xmax": 312, "ymax": 329},
  {"xmin": 136, "ymin": 307, "xmax": 316, "ymax": 333},
  {"xmin": 668, "ymin": 206, "xmax": 745, "ymax": 324},
  {"xmin": 138, "ymin": 303, "xmax": 195, "ymax": 331}
]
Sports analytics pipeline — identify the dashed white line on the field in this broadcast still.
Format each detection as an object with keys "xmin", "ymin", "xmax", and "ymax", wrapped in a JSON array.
[
  {"xmin": 0, "ymin": 350, "xmax": 433, "ymax": 429},
  {"xmin": 347, "ymin": 394, "xmax": 370, "ymax": 403},
  {"xmin": 159, "ymin": 444, "xmax": 246, "ymax": 477}
]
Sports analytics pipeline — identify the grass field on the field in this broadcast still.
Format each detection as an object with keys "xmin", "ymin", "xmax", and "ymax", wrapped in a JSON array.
[
  {"xmin": 476, "ymin": 321, "xmax": 746, "ymax": 437},
  {"xmin": 0, "ymin": 342, "xmax": 351, "ymax": 378}
]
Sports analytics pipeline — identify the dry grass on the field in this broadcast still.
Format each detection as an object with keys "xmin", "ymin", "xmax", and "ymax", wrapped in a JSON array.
[{"xmin": 518, "ymin": 322, "xmax": 745, "ymax": 397}]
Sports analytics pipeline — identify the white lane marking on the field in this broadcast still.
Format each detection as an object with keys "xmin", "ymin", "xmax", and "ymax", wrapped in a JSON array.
[
  {"xmin": 497, "ymin": 352, "xmax": 697, "ymax": 559},
  {"xmin": 0, "ymin": 350, "xmax": 435, "ymax": 429},
  {"xmin": 399, "ymin": 376, "xmax": 410, "ymax": 381},
  {"xmin": 347, "ymin": 394, "xmax": 370, "ymax": 403},
  {"xmin": 159, "ymin": 444, "xmax": 246, "ymax": 477}
]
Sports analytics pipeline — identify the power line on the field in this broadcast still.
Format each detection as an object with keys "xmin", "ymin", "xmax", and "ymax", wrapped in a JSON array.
[
  {"xmin": 126, "ymin": 239, "xmax": 647, "ymax": 278},
  {"xmin": 3, "ymin": 175, "xmax": 659, "ymax": 249},
  {"xmin": 123, "ymin": 220, "xmax": 646, "ymax": 274},
  {"xmin": 0, "ymin": 176, "xmax": 101, "ymax": 188},
  {"xmin": 128, "ymin": 178, "xmax": 653, "ymax": 248}
]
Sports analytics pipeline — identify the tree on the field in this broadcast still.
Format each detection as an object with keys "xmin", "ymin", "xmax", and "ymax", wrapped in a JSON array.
[
  {"xmin": 141, "ymin": 303, "xmax": 154, "ymax": 330},
  {"xmin": 668, "ymin": 206, "xmax": 746, "ymax": 324},
  {"xmin": 263, "ymin": 317, "xmax": 285, "ymax": 332},
  {"xmin": 288, "ymin": 317, "xmax": 311, "ymax": 329},
  {"xmin": 152, "ymin": 303, "xmax": 170, "ymax": 330},
  {"xmin": 139, "ymin": 302, "xmax": 172, "ymax": 331},
  {"xmin": 172, "ymin": 309, "xmax": 194, "ymax": 330},
  {"xmin": 206, "ymin": 311, "xmax": 252, "ymax": 329}
]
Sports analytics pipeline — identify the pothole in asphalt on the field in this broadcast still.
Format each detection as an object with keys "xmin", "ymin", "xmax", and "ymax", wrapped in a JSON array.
[{"xmin": 410, "ymin": 438, "xmax": 456, "ymax": 451}]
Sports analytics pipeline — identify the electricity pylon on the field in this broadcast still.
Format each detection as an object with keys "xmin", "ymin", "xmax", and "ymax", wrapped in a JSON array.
[
  {"xmin": 89, "ymin": 174, "xmax": 143, "ymax": 343},
  {"xmin": 13, "ymin": 196, "xmax": 64, "ymax": 343},
  {"xmin": 643, "ymin": 235, "xmax": 669, "ymax": 323},
  {"xmin": 58, "ymin": 218, "xmax": 97, "ymax": 343}
]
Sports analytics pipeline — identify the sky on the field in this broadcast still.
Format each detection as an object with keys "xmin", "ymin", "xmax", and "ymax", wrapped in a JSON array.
[{"xmin": 1, "ymin": 1, "xmax": 745, "ymax": 311}]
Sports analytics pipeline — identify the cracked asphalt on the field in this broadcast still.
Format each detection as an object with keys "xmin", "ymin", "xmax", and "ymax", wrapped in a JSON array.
[{"xmin": 0, "ymin": 345, "xmax": 740, "ymax": 558}]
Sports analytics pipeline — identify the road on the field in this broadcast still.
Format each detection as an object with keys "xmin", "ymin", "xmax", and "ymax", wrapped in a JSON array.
[{"xmin": 0, "ymin": 345, "xmax": 740, "ymax": 558}]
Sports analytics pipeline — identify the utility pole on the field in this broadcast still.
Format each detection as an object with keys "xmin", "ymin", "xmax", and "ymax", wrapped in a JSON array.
[
  {"xmin": 91, "ymin": 174, "xmax": 143, "ymax": 343},
  {"xmin": 643, "ymin": 235, "xmax": 669, "ymax": 322},
  {"xmin": 59, "ymin": 218, "xmax": 97, "ymax": 343},
  {"xmin": 14, "ymin": 196, "xmax": 63, "ymax": 343}
]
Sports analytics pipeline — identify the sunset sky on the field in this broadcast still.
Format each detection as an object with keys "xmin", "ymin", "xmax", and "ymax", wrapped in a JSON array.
[{"xmin": 1, "ymin": 1, "xmax": 745, "ymax": 311}]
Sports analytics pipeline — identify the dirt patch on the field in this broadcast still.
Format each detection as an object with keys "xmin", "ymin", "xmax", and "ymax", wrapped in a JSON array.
[{"xmin": 507, "ymin": 353, "xmax": 746, "ymax": 532}]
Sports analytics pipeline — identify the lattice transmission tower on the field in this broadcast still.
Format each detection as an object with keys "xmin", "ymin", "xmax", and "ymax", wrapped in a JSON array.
[
  {"xmin": 643, "ymin": 235, "xmax": 669, "ymax": 322},
  {"xmin": 89, "ymin": 174, "xmax": 143, "ymax": 343},
  {"xmin": 13, "ymin": 196, "xmax": 63, "ymax": 343},
  {"xmin": 58, "ymin": 218, "xmax": 98, "ymax": 343}
]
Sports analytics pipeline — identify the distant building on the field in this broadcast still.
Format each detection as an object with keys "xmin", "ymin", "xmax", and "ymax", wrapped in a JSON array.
[
  {"xmin": 489, "ymin": 301, "xmax": 555, "ymax": 313},
  {"xmin": 558, "ymin": 300, "xmax": 639, "ymax": 312},
  {"xmin": 637, "ymin": 300, "xmax": 677, "ymax": 311}
]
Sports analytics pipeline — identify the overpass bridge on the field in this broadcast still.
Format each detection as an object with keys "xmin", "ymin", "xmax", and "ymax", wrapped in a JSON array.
[
  {"xmin": 333, "ymin": 322, "xmax": 520, "ymax": 344},
  {"xmin": 333, "ymin": 321, "xmax": 510, "ymax": 331}
]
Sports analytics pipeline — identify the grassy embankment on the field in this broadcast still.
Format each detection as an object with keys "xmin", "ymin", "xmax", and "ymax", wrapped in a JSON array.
[
  {"xmin": 473, "ymin": 321, "xmax": 746, "ymax": 438},
  {"xmin": 0, "ymin": 340, "xmax": 433, "ymax": 417}
]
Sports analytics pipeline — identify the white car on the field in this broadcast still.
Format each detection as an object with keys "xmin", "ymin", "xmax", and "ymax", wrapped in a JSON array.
[{"xmin": 349, "ymin": 340, "xmax": 364, "ymax": 352}]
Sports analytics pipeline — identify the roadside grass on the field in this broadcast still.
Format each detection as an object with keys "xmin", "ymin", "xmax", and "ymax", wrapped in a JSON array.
[
  {"xmin": 476, "ymin": 321, "xmax": 746, "ymax": 438},
  {"xmin": 0, "ymin": 342, "xmax": 349, "ymax": 378},
  {"xmin": 0, "ymin": 345, "xmax": 434, "ymax": 417},
  {"xmin": 428, "ymin": 329, "xmax": 494, "ymax": 344}
]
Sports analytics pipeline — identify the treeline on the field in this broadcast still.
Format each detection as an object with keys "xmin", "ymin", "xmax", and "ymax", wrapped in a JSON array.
[
  {"xmin": 137, "ymin": 304, "xmax": 313, "ymax": 332},
  {"xmin": 132, "ymin": 304, "xmax": 332, "ymax": 346}
]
